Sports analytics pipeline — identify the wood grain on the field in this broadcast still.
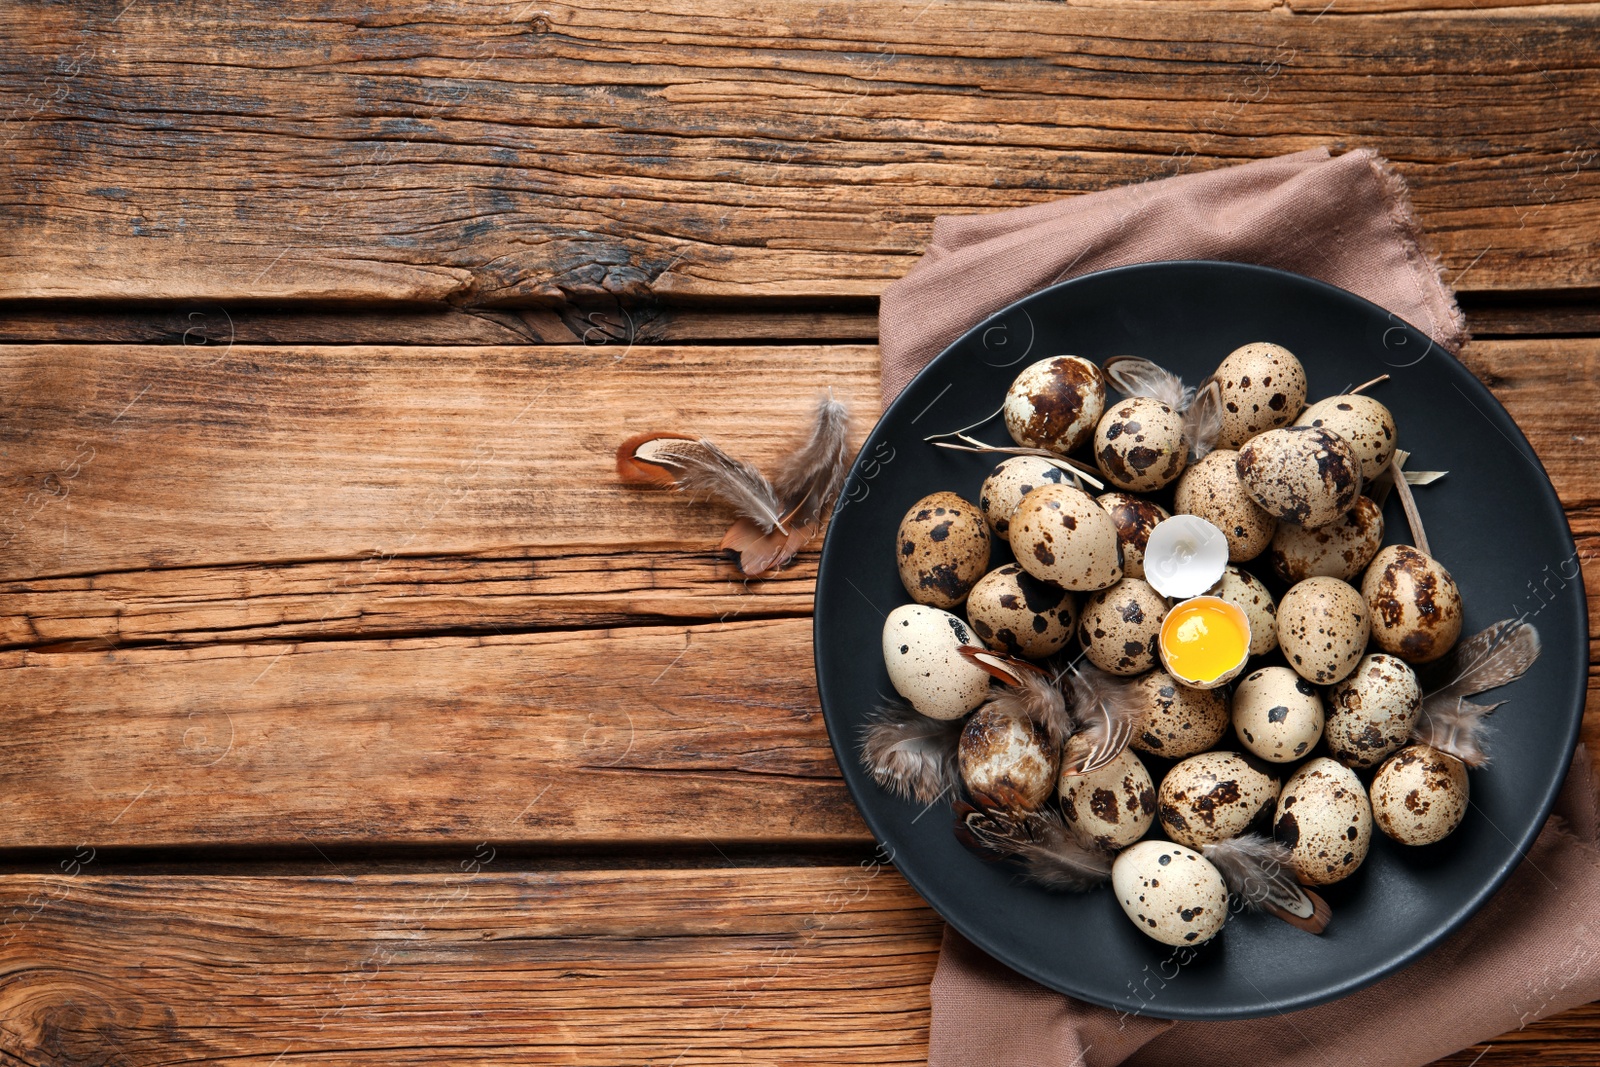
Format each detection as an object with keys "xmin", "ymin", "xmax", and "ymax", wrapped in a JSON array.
[{"xmin": 1, "ymin": 1, "xmax": 1597, "ymax": 304}]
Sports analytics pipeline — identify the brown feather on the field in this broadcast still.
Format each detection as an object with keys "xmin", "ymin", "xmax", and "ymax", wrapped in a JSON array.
[
  {"xmin": 1203, "ymin": 834, "xmax": 1331, "ymax": 935},
  {"xmin": 1103, "ymin": 356, "xmax": 1193, "ymax": 411},
  {"xmin": 1060, "ymin": 662, "xmax": 1145, "ymax": 776},
  {"xmin": 1415, "ymin": 619, "xmax": 1541, "ymax": 766},
  {"xmin": 859, "ymin": 702, "xmax": 963, "ymax": 806},
  {"xmin": 720, "ymin": 517, "xmax": 816, "ymax": 577},
  {"xmin": 624, "ymin": 435, "xmax": 788, "ymax": 534},
  {"xmin": 616, "ymin": 431, "xmax": 696, "ymax": 485},
  {"xmin": 953, "ymin": 803, "xmax": 1113, "ymax": 892},
  {"xmin": 773, "ymin": 394, "xmax": 852, "ymax": 527},
  {"xmin": 959, "ymin": 649, "xmax": 1074, "ymax": 751},
  {"xmin": 1182, "ymin": 379, "xmax": 1224, "ymax": 461}
]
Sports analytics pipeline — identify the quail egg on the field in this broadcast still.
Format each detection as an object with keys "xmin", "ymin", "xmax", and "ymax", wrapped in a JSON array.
[
  {"xmin": 1093, "ymin": 396, "xmax": 1187, "ymax": 492},
  {"xmin": 1232, "ymin": 666, "xmax": 1324, "ymax": 763},
  {"xmin": 1370, "ymin": 744, "xmax": 1469, "ymax": 845},
  {"xmin": 1211, "ymin": 342, "xmax": 1308, "ymax": 449},
  {"xmin": 1010, "ymin": 484, "xmax": 1124, "ymax": 591},
  {"xmin": 1095, "ymin": 492, "xmax": 1169, "ymax": 580},
  {"xmin": 979, "ymin": 456, "xmax": 1070, "ymax": 542},
  {"xmin": 1205, "ymin": 565, "xmax": 1278, "ymax": 656},
  {"xmin": 1004, "ymin": 356, "xmax": 1106, "ymax": 455},
  {"xmin": 966, "ymin": 563, "xmax": 1077, "ymax": 659},
  {"xmin": 1078, "ymin": 577, "xmax": 1168, "ymax": 676},
  {"xmin": 1112, "ymin": 840, "xmax": 1230, "ymax": 946},
  {"xmin": 1269, "ymin": 494, "xmax": 1384, "ymax": 584},
  {"xmin": 1274, "ymin": 757, "xmax": 1373, "ymax": 885},
  {"xmin": 1236, "ymin": 426, "xmax": 1363, "ymax": 528},
  {"xmin": 896, "ymin": 492, "xmax": 991, "ymax": 609},
  {"xmin": 1296, "ymin": 393, "xmax": 1397, "ymax": 482},
  {"xmin": 1158, "ymin": 751, "xmax": 1281, "ymax": 849},
  {"xmin": 1060, "ymin": 746, "xmax": 1156, "ymax": 849},
  {"xmin": 1362, "ymin": 544, "xmax": 1464, "ymax": 664},
  {"xmin": 1173, "ymin": 450, "xmax": 1277, "ymax": 562},
  {"xmin": 1325, "ymin": 654, "xmax": 1423, "ymax": 770},
  {"xmin": 1129, "ymin": 670, "xmax": 1231, "ymax": 760},
  {"xmin": 1277, "ymin": 576, "xmax": 1371, "ymax": 685},
  {"xmin": 882, "ymin": 604, "xmax": 992, "ymax": 719},
  {"xmin": 959, "ymin": 703, "xmax": 1060, "ymax": 810}
]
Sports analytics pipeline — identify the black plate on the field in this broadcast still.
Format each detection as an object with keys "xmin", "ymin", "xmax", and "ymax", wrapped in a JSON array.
[{"xmin": 814, "ymin": 261, "xmax": 1588, "ymax": 1020}]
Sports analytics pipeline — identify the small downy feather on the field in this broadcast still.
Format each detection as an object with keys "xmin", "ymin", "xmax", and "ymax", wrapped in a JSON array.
[
  {"xmin": 618, "ymin": 435, "xmax": 789, "ymax": 535},
  {"xmin": 1203, "ymin": 834, "xmax": 1332, "ymax": 935},
  {"xmin": 1060, "ymin": 662, "xmax": 1145, "ymax": 776},
  {"xmin": 953, "ymin": 802, "xmax": 1113, "ymax": 892},
  {"xmin": 1102, "ymin": 356, "xmax": 1194, "ymax": 412},
  {"xmin": 959, "ymin": 647, "xmax": 1075, "ymax": 750},
  {"xmin": 859, "ymin": 701, "xmax": 964, "ymax": 806},
  {"xmin": 774, "ymin": 394, "xmax": 852, "ymax": 527},
  {"xmin": 1181, "ymin": 378, "xmax": 1224, "ymax": 461},
  {"xmin": 1415, "ymin": 619, "xmax": 1541, "ymax": 767}
]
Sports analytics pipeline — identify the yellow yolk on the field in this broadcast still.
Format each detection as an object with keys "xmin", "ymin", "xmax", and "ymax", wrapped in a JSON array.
[{"xmin": 1159, "ymin": 597, "xmax": 1250, "ymax": 684}]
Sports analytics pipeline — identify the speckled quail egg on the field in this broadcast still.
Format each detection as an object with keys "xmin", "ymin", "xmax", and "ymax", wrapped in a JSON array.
[
  {"xmin": 1274, "ymin": 757, "xmax": 1373, "ymax": 885},
  {"xmin": 1093, "ymin": 396, "xmax": 1187, "ymax": 492},
  {"xmin": 1233, "ymin": 666, "xmax": 1325, "ymax": 764},
  {"xmin": 1362, "ymin": 544, "xmax": 1464, "ymax": 664},
  {"xmin": 1297, "ymin": 393, "xmax": 1397, "ymax": 482},
  {"xmin": 1173, "ymin": 450, "xmax": 1277, "ymax": 562},
  {"xmin": 966, "ymin": 563, "xmax": 1077, "ymax": 659},
  {"xmin": 1204, "ymin": 565, "xmax": 1278, "ymax": 656},
  {"xmin": 1112, "ymin": 840, "xmax": 1230, "ymax": 946},
  {"xmin": 1078, "ymin": 577, "xmax": 1168, "ymax": 676},
  {"xmin": 1129, "ymin": 670, "xmax": 1231, "ymax": 760},
  {"xmin": 1325, "ymin": 654, "xmax": 1423, "ymax": 770},
  {"xmin": 1060, "ymin": 747, "xmax": 1156, "ymax": 849},
  {"xmin": 979, "ymin": 456, "xmax": 1070, "ymax": 542},
  {"xmin": 1004, "ymin": 356, "xmax": 1106, "ymax": 455},
  {"xmin": 1211, "ymin": 342, "xmax": 1308, "ymax": 449},
  {"xmin": 1236, "ymin": 426, "xmax": 1363, "ymax": 528},
  {"xmin": 1009, "ymin": 483, "xmax": 1124, "ymax": 591},
  {"xmin": 882, "ymin": 604, "xmax": 992, "ymax": 719},
  {"xmin": 1096, "ymin": 493, "xmax": 1169, "ymax": 581},
  {"xmin": 895, "ymin": 492, "xmax": 991, "ymax": 609},
  {"xmin": 1277, "ymin": 576, "xmax": 1371, "ymax": 685},
  {"xmin": 1158, "ymin": 751, "xmax": 1281, "ymax": 849},
  {"xmin": 1269, "ymin": 494, "xmax": 1384, "ymax": 584},
  {"xmin": 1370, "ymin": 744, "xmax": 1469, "ymax": 845},
  {"xmin": 958, "ymin": 703, "xmax": 1060, "ymax": 810}
]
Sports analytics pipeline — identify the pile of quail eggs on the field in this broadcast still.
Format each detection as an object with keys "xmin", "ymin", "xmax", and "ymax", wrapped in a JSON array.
[{"xmin": 876, "ymin": 344, "xmax": 1480, "ymax": 948}]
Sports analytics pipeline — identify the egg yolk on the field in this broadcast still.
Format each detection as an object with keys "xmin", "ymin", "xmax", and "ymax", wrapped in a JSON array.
[{"xmin": 1160, "ymin": 599, "xmax": 1250, "ymax": 683}]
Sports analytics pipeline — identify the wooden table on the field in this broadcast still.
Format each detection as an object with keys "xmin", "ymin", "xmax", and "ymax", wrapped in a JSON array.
[{"xmin": 1, "ymin": 2, "xmax": 1596, "ymax": 1062}]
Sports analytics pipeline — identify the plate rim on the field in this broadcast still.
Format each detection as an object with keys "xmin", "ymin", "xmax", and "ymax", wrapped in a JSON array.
[{"xmin": 814, "ymin": 258, "xmax": 1589, "ymax": 1020}]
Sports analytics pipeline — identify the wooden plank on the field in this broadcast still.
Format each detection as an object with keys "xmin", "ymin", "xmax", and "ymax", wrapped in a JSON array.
[
  {"xmin": 0, "ymin": 865, "xmax": 1594, "ymax": 1065},
  {"xmin": 0, "ymin": 617, "xmax": 867, "ymax": 849},
  {"xmin": 0, "ymin": 866, "xmax": 941, "ymax": 1065},
  {"xmin": 1, "ymin": 2, "xmax": 1597, "ymax": 303}
]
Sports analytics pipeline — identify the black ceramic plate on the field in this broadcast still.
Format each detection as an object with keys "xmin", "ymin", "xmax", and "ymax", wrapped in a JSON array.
[{"xmin": 814, "ymin": 261, "xmax": 1588, "ymax": 1020}]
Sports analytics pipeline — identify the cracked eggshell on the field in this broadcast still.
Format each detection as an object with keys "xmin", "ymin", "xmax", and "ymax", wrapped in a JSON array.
[
  {"xmin": 1236, "ymin": 426, "xmax": 1363, "ymax": 528},
  {"xmin": 1211, "ymin": 342, "xmax": 1308, "ymax": 449},
  {"xmin": 979, "ymin": 456, "xmax": 1071, "ymax": 542},
  {"xmin": 1274, "ymin": 757, "xmax": 1373, "ymax": 885},
  {"xmin": 1130, "ymin": 670, "xmax": 1232, "ymax": 760},
  {"xmin": 1362, "ymin": 544, "xmax": 1464, "ymax": 664},
  {"xmin": 1093, "ymin": 396, "xmax": 1187, "ymax": 492},
  {"xmin": 1004, "ymin": 356, "xmax": 1106, "ymax": 455},
  {"xmin": 1157, "ymin": 751, "xmax": 1281, "ymax": 850},
  {"xmin": 1060, "ymin": 746, "xmax": 1156, "ymax": 849},
  {"xmin": 1277, "ymin": 576, "xmax": 1371, "ymax": 686},
  {"xmin": 1297, "ymin": 394, "xmax": 1397, "ymax": 482},
  {"xmin": 1096, "ymin": 492, "xmax": 1169, "ymax": 580},
  {"xmin": 966, "ymin": 563, "xmax": 1077, "ymax": 659},
  {"xmin": 1173, "ymin": 450, "xmax": 1277, "ymax": 562},
  {"xmin": 959, "ymin": 703, "xmax": 1060, "ymax": 810},
  {"xmin": 895, "ymin": 491, "xmax": 990, "ymax": 609},
  {"xmin": 1233, "ymin": 666, "xmax": 1325, "ymax": 763},
  {"xmin": 882, "ymin": 604, "xmax": 992, "ymax": 720},
  {"xmin": 1205, "ymin": 565, "xmax": 1278, "ymax": 656},
  {"xmin": 1112, "ymin": 840, "xmax": 1230, "ymax": 947},
  {"xmin": 1078, "ymin": 577, "xmax": 1169, "ymax": 676},
  {"xmin": 1326, "ymin": 654, "xmax": 1423, "ymax": 770},
  {"xmin": 1270, "ymin": 494, "xmax": 1384, "ymax": 584},
  {"xmin": 1010, "ymin": 483, "xmax": 1124, "ymax": 591},
  {"xmin": 1371, "ymin": 744, "xmax": 1469, "ymax": 846}
]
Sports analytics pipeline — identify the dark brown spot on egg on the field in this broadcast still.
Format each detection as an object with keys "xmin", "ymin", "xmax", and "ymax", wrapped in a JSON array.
[{"xmin": 1276, "ymin": 810, "xmax": 1300, "ymax": 849}]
